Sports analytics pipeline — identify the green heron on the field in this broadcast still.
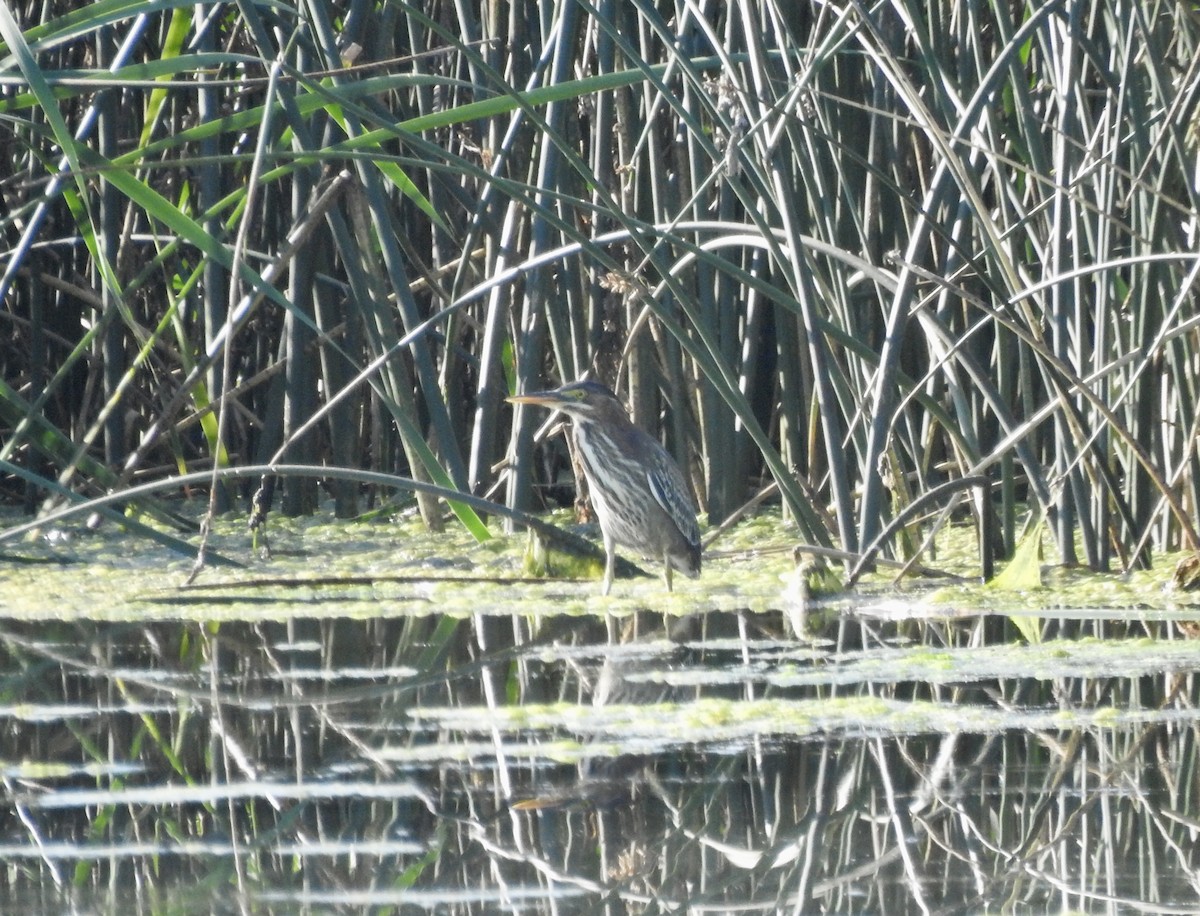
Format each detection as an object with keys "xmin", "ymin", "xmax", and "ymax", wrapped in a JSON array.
[{"xmin": 509, "ymin": 380, "xmax": 701, "ymax": 595}]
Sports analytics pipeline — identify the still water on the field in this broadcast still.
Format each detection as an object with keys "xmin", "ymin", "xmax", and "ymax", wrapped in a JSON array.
[{"xmin": 3, "ymin": 512, "xmax": 1200, "ymax": 913}]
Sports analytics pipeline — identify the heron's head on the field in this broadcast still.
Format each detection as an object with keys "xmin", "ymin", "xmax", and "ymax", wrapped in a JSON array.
[{"xmin": 507, "ymin": 380, "xmax": 623, "ymax": 421}]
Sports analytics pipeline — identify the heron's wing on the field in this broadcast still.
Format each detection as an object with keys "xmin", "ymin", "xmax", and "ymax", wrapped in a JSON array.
[{"xmin": 645, "ymin": 447, "xmax": 700, "ymax": 548}]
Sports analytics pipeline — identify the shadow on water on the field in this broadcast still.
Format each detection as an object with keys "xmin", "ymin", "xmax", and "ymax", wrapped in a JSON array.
[{"xmin": 4, "ymin": 524, "xmax": 1200, "ymax": 912}]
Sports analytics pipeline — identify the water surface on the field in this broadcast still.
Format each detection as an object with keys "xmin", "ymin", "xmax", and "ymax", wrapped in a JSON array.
[{"xmin": 3, "ymin": 510, "xmax": 1199, "ymax": 913}]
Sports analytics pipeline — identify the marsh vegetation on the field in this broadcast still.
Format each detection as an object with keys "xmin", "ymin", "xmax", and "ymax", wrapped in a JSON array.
[{"xmin": 3, "ymin": 0, "xmax": 1200, "ymax": 910}]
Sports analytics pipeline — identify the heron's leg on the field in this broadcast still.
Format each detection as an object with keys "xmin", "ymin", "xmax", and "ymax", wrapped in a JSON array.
[
  {"xmin": 664, "ymin": 552, "xmax": 673, "ymax": 592},
  {"xmin": 602, "ymin": 532, "xmax": 616, "ymax": 596}
]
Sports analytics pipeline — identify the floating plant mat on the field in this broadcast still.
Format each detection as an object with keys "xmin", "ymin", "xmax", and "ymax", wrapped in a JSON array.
[
  {"xmin": 384, "ymin": 636, "xmax": 1200, "ymax": 758},
  {"xmin": 7, "ymin": 503, "xmax": 1200, "ymax": 620},
  {"xmin": 614, "ymin": 636, "xmax": 1200, "ymax": 688},
  {"xmin": 402, "ymin": 692, "xmax": 1200, "ymax": 760},
  {"xmin": 0, "ymin": 508, "xmax": 802, "ymax": 620}
]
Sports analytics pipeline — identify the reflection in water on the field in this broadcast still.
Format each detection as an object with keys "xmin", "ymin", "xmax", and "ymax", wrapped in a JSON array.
[{"xmin": 3, "ymin": 607, "xmax": 1200, "ymax": 912}]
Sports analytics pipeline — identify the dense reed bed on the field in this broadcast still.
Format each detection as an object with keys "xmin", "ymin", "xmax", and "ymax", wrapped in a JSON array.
[{"xmin": 2, "ymin": 0, "xmax": 1199, "ymax": 572}]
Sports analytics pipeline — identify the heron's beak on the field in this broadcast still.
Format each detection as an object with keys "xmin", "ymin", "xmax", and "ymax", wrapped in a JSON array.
[{"xmin": 506, "ymin": 390, "xmax": 564, "ymax": 407}]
